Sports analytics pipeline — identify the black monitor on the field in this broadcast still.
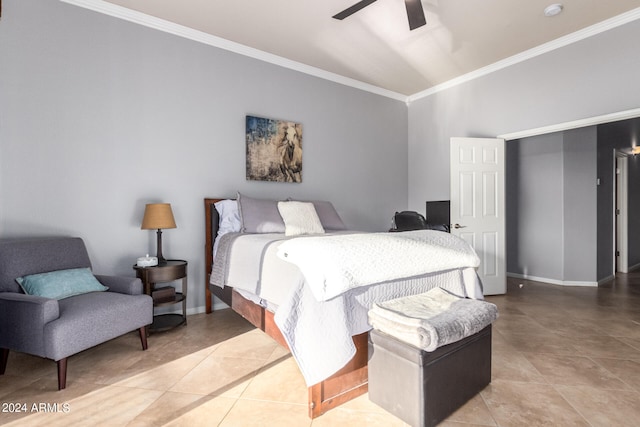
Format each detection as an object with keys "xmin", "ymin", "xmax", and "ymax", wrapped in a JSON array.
[{"xmin": 425, "ymin": 200, "xmax": 450, "ymax": 232}]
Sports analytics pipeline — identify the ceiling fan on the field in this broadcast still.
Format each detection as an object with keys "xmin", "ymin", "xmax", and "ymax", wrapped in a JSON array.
[{"xmin": 333, "ymin": 0, "xmax": 426, "ymax": 31}]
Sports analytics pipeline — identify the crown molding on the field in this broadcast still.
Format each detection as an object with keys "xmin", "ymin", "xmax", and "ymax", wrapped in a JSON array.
[
  {"xmin": 497, "ymin": 107, "xmax": 640, "ymax": 141},
  {"xmin": 59, "ymin": 0, "xmax": 408, "ymax": 102},
  {"xmin": 407, "ymin": 7, "xmax": 640, "ymax": 103},
  {"xmin": 62, "ymin": 1, "xmax": 640, "ymax": 103}
]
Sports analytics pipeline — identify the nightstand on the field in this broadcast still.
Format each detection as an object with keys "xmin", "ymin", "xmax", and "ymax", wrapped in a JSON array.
[{"xmin": 134, "ymin": 259, "xmax": 187, "ymax": 332}]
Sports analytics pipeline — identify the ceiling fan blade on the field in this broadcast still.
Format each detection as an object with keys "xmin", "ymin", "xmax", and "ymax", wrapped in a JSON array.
[
  {"xmin": 333, "ymin": 0, "xmax": 378, "ymax": 20},
  {"xmin": 405, "ymin": 0, "xmax": 426, "ymax": 30}
]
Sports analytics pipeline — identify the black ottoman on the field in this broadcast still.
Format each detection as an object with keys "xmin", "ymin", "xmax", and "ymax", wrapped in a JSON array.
[{"xmin": 368, "ymin": 325, "xmax": 492, "ymax": 427}]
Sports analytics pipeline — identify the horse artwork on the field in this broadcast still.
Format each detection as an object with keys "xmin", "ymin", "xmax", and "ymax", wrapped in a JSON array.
[{"xmin": 246, "ymin": 115, "xmax": 303, "ymax": 182}]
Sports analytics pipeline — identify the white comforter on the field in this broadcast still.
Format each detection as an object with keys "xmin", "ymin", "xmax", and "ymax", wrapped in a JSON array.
[
  {"xmin": 274, "ymin": 267, "xmax": 480, "ymax": 385},
  {"xmin": 277, "ymin": 230, "xmax": 480, "ymax": 301},
  {"xmin": 210, "ymin": 230, "xmax": 483, "ymax": 386}
]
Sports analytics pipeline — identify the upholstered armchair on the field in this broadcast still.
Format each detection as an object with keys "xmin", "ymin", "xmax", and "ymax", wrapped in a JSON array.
[{"xmin": 0, "ymin": 237, "xmax": 153, "ymax": 390}]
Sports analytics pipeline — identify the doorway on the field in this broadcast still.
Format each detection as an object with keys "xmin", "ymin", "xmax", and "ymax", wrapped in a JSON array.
[
  {"xmin": 497, "ymin": 111, "xmax": 640, "ymax": 283},
  {"xmin": 615, "ymin": 151, "xmax": 629, "ymax": 274}
]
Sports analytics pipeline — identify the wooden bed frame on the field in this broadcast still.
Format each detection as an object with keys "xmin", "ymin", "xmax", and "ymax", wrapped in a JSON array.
[{"xmin": 204, "ymin": 198, "xmax": 368, "ymax": 419}]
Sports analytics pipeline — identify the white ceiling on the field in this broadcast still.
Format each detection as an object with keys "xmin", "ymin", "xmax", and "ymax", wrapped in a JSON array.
[{"xmin": 68, "ymin": 0, "xmax": 640, "ymax": 99}]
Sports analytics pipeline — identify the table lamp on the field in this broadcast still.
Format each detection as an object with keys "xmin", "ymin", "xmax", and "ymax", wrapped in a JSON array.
[{"xmin": 141, "ymin": 203, "xmax": 176, "ymax": 264}]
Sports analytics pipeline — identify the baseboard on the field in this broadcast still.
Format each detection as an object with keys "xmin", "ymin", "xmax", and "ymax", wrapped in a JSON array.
[
  {"xmin": 598, "ymin": 275, "xmax": 615, "ymax": 286},
  {"xmin": 628, "ymin": 262, "xmax": 640, "ymax": 272},
  {"xmin": 507, "ymin": 272, "xmax": 597, "ymax": 287},
  {"xmin": 155, "ymin": 301, "xmax": 229, "ymax": 317},
  {"xmin": 187, "ymin": 306, "xmax": 207, "ymax": 316},
  {"xmin": 186, "ymin": 301, "xmax": 230, "ymax": 316}
]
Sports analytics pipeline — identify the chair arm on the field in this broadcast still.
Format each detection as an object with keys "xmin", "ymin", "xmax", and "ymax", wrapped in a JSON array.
[
  {"xmin": 95, "ymin": 275, "xmax": 144, "ymax": 295},
  {"xmin": 0, "ymin": 293, "xmax": 59, "ymax": 356}
]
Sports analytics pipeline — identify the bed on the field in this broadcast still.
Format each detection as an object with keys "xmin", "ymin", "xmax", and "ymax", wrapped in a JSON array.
[{"xmin": 204, "ymin": 196, "xmax": 483, "ymax": 418}]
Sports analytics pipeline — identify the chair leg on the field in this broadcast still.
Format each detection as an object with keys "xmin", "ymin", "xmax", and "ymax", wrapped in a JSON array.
[
  {"xmin": 139, "ymin": 326, "xmax": 148, "ymax": 350},
  {"xmin": 57, "ymin": 358, "xmax": 67, "ymax": 390},
  {"xmin": 1, "ymin": 348, "xmax": 9, "ymax": 375}
]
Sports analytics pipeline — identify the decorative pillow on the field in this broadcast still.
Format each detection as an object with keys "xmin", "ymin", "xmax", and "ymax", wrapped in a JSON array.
[
  {"xmin": 277, "ymin": 201, "xmax": 325, "ymax": 236},
  {"xmin": 309, "ymin": 200, "xmax": 347, "ymax": 230},
  {"xmin": 16, "ymin": 268, "xmax": 109, "ymax": 300},
  {"xmin": 237, "ymin": 192, "xmax": 286, "ymax": 233},
  {"xmin": 214, "ymin": 199, "xmax": 241, "ymax": 236}
]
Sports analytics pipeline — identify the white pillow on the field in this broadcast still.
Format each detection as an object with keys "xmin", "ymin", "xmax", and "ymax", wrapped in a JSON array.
[
  {"xmin": 214, "ymin": 199, "xmax": 241, "ymax": 236},
  {"xmin": 277, "ymin": 201, "xmax": 325, "ymax": 236},
  {"xmin": 214, "ymin": 199, "xmax": 242, "ymax": 257}
]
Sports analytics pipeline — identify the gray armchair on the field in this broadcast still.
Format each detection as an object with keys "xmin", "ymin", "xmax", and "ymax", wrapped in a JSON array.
[{"xmin": 0, "ymin": 237, "xmax": 153, "ymax": 390}]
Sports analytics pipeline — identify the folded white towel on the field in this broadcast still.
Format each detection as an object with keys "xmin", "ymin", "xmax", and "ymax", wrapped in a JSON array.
[{"xmin": 368, "ymin": 288, "xmax": 498, "ymax": 351}]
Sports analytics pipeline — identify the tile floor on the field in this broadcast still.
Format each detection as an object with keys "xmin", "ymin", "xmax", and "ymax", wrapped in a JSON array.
[{"xmin": 1, "ymin": 275, "xmax": 640, "ymax": 426}]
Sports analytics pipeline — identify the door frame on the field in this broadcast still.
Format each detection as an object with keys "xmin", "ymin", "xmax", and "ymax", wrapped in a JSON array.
[
  {"xmin": 614, "ymin": 150, "xmax": 629, "ymax": 274},
  {"xmin": 494, "ymin": 108, "xmax": 640, "ymax": 283}
]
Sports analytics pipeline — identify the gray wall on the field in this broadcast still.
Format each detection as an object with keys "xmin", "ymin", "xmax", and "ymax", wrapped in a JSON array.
[
  {"xmin": 408, "ymin": 18, "xmax": 640, "ymax": 214},
  {"xmin": 408, "ymin": 16, "xmax": 640, "ymax": 284},
  {"xmin": 505, "ymin": 129, "xmax": 598, "ymax": 284},
  {"xmin": 563, "ymin": 127, "xmax": 598, "ymax": 282},
  {"xmin": 0, "ymin": 0, "xmax": 408, "ymax": 312},
  {"xmin": 506, "ymin": 133, "xmax": 565, "ymax": 281}
]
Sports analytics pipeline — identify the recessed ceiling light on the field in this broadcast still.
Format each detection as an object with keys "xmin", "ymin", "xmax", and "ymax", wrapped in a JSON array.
[{"xmin": 544, "ymin": 4, "xmax": 564, "ymax": 17}]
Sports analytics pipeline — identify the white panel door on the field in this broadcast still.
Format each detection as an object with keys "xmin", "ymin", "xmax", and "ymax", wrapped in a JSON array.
[{"xmin": 450, "ymin": 137, "xmax": 506, "ymax": 295}]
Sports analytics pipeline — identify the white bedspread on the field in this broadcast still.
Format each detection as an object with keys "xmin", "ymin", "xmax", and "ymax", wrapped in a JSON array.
[
  {"xmin": 277, "ymin": 230, "xmax": 480, "ymax": 301},
  {"xmin": 274, "ymin": 267, "xmax": 480, "ymax": 385},
  {"xmin": 210, "ymin": 231, "xmax": 483, "ymax": 386}
]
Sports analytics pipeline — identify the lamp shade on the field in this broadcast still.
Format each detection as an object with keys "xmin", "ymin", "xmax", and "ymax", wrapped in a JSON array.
[{"xmin": 141, "ymin": 203, "xmax": 177, "ymax": 230}]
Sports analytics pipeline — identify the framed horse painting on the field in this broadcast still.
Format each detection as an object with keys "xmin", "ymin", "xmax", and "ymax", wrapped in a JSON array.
[{"xmin": 245, "ymin": 115, "xmax": 303, "ymax": 183}]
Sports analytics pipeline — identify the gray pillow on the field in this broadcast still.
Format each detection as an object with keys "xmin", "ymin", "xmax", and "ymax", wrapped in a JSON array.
[
  {"xmin": 237, "ymin": 192, "xmax": 286, "ymax": 233},
  {"xmin": 310, "ymin": 200, "xmax": 347, "ymax": 230}
]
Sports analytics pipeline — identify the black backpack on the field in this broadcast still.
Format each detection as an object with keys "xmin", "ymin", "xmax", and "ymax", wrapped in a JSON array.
[{"xmin": 392, "ymin": 211, "xmax": 428, "ymax": 231}]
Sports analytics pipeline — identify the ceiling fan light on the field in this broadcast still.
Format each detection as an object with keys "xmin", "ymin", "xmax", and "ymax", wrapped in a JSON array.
[{"xmin": 544, "ymin": 4, "xmax": 564, "ymax": 17}]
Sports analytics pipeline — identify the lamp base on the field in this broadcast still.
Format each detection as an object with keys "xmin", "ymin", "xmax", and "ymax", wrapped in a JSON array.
[{"xmin": 156, "ymin": 229, "xmax": 168, "ymax": 265}]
